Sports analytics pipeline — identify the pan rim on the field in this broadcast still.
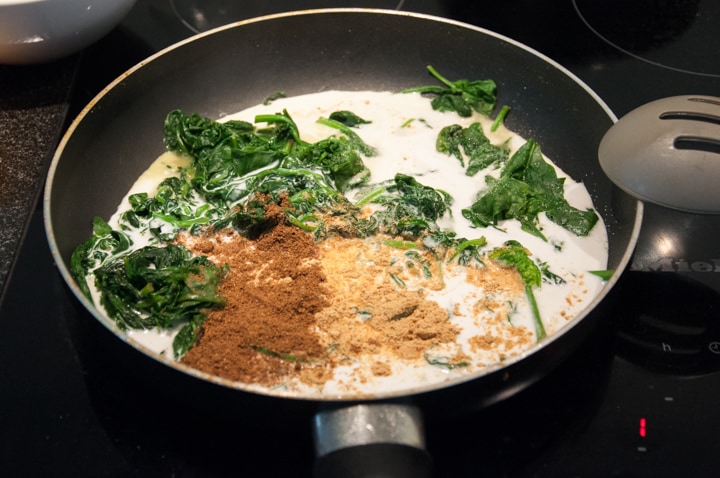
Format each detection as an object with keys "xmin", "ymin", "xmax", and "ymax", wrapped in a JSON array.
[{"xmin": 43, "ymin": 8, "xmax": 643, "ymax": 402}]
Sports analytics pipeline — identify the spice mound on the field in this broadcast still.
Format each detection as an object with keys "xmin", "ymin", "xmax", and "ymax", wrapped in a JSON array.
[
  {"xmin": 178, "ymin": 220, "xmax": 329, "ymax": 386},
  {"xmin": 177, "ymin": 219, "xmax": 477, "ymax": 394},
  {"xmin": 175, "ymin": 212, "xmax": 536, "ymax": 396}
]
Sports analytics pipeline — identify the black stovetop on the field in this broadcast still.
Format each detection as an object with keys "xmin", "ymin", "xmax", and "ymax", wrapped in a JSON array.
[{"xmin": 2, "ymin": 1, "xmax": 719, "ymax": 476}]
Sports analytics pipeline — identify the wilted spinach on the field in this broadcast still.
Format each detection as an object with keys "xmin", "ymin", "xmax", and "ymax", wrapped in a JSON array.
[
  {"xmin": 463, "ymin": 139, "xmax": 599, "ymax": 240},
  {"xmin": 71, "ymin": 216, "xmax": 133, "ymax": 299},
  {"xmin": 436, "ymin": 122, "xmax": 509, "ymax": 176},
  {"xmin": 489, "ymin": 240, "xmax": 546, "ymax": 341},
  {"xmin": 402, "ymin": 65, "xmax": 497, "ymax": 117},
  {"xmin": 94, "ymin": 244, "xmax": 225, "ymax": 358},
  {"xmin": 357, "ymin": 173, "xmax": 453, "ymax": 238}
]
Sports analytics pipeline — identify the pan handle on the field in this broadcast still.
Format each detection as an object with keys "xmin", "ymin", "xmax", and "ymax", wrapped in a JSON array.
[{"xmin": 312, "ymin": 403, "xmax": 433, "ymax": 478}]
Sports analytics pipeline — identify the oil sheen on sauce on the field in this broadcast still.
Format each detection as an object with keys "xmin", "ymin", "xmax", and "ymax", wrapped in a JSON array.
[{"xmin": 106, "ymin": 90, "xmax": 609, "ymax": 397}]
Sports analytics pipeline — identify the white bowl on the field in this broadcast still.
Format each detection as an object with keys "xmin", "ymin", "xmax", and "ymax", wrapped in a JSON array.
[{"xmin": 0, "ymin": 0, "xmax": 137, "ymax": 64}]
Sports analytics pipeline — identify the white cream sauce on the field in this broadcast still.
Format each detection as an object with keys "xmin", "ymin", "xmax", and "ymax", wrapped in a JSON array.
[{"xmin": 105, "ymin": 90, "xmax": 608, "ymax": 397}]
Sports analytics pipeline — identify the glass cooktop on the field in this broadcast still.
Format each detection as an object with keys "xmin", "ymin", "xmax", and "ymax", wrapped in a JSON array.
[{"xmin": 1, "ymin": 1, "xmax": 719, "ymax": 476}]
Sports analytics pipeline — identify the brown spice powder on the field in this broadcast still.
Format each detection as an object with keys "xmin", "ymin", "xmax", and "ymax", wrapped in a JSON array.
[
  {"xmin": 178, "ymin": 204, "xmax": 331, "ymax": 386},
  {"xmin": 465, "ymin": 261, "xmax": 533, "ymax": 355},
  {"xmin": 314, "ymin": 237, "xmax": 460, "ymax": 366},
  {"xmin": 176, "ymin": 203, "xmax": 530, "ymax": 391}
]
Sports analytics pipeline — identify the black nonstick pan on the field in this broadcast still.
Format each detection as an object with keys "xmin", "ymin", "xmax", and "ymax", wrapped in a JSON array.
[{"xmin": 44, "ymin": 9, "xmax": 642, "ymax": 477}]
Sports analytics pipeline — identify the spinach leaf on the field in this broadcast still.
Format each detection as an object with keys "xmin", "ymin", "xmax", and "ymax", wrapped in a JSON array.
[
  {"xmin": 489, "ymin": 240, "xmax": 546, "ymax": 340},
  {"xmin": 71, "ymin": 216, "xmax": 133, "ymax": 300},
  {"xmin": 93, "ymin": 244, "xmax": 225, "ymax": 358},
  {"xmin": 538, "ymin": 261, "xmax": 566, "ymax": 285},
  {"xmin": 328, "ymin": 110, "xmax": 372, "ymax": 127},
  {"xmin": 446, "ymin": 237, "xmax": 487, "ymax": 266},
  {"xmin": 123, "ymin": 176, "xmax": 215, "ymax": 241},
  {"xmin": 491, "ymin": 105, "xmax": 511, "ymax": 132},
  {"xmin": 589, "ymin": 269, "xmax": 614, "ymax": 281},
  {"xmin": 231, "ymin": 163, "xmax": 363, "ymax": 239},
  {"xmin": 463, "ymin": 139, "xmax": 598, "ymax": 240},
  {"xmin": 263, "ymin": 91, "xmax": 286, "ymax": 105},
  {"xmin": 158, "ymin": 109, "xmax": 375, "ymax": 239},
  {"xmin": 369, "ymin": 173, "xmax": 453, "ymax": 237},
  {"xmin": 164, "ymin": 109, "xmax": 285, "ymax": 206},
  {"xmin": 425, "ymin": 354, "xmax": 470, "ymax": 370},
  {"xmin": 402, "ymin": 65, "xmax": 497, "ymax": 117},
  {"xmin": 317, "ymin": 116, "xmax": 377, "ymax": 157},
  {"xmin": 389, "ymin": 174, "xmax": 452, "ymax": 223},
  {"xmin": 462, "ymin": 175, "xmax": 546, "ymax": 239},
  {"xmin": 436, "ymin": 122, "xmax": 509, "ymax": 176},
  {"xmin": 503, "ymin": 139, "xmax": 599, "ymax": 236},
  {"xmin": 307, "ymin": 137, "xmax": 370, "ymax": 192}
]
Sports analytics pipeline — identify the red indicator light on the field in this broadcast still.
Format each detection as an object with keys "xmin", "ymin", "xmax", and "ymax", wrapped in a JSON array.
[{"xmin": 639, "ymin": 418, "xmax": 647, "ymax": 438}]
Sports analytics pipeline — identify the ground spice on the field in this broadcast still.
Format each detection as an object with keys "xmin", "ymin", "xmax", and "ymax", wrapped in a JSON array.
[
  {"xmin": 178, "ymin": 202, "xmax": 331, "ymax": 386},
  {"xmin": 314, "ymin": 237, "xmax": 460, "ymax": 367},
  {"xmin": 176, "ymin": 202, "xmax": 532, "ymax": 392},
  {"xmin": 465, "ymin": 261, "xmax": 533, "ymax": 359}
]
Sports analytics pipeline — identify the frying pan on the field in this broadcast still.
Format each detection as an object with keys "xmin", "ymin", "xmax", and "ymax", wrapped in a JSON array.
[{"xmin": 44, "ymin": 9, "xmax": 642, "ymax": 477}]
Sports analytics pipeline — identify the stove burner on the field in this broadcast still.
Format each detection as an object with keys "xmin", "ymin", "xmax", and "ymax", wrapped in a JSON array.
[
  {"xmin": 169, "ymin": 0, "xmax": 406, "ymax": 33},
  {"xmin": 573, "ymin": 0, "xmax": 720, "ymax": 77},
  {"xmin": 613, "ymin": 271, "xmax": 720, "ymax": 376}
]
